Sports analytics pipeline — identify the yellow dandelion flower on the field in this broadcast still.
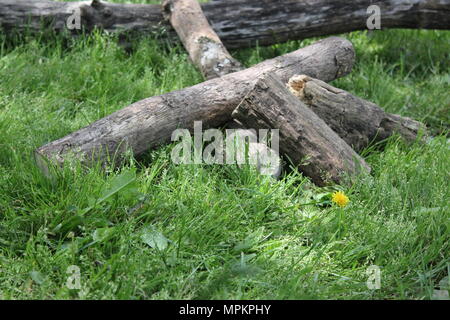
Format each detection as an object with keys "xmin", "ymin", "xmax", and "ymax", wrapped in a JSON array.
[{"xmin": 332, "ymin": 191, "xmax": 349, "ymax": 208}]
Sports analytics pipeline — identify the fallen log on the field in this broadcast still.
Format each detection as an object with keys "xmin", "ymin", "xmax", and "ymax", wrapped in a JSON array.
[
  {"xmin": 2, "ymin": 0, "xmax": 450, "ymax": 49},
  {"xmin": 162, "ymin": 0, "xmax": 242, "ymax": 79},
  {"xmin": 232, "ymin": 73, "xmax": 370, "ymax": 186},
  {"xmin": 35, "ymin": 37, "xmax": 355, "ymax": 174},
  {"xmin": 287, "ymin": 75, "xmax": 426, "ymax": 151}
]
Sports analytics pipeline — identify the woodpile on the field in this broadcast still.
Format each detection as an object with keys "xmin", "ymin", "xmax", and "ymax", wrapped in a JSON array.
[{"xmin": 31, "ymin": 0, "xmax": 430, "ymax": 185}]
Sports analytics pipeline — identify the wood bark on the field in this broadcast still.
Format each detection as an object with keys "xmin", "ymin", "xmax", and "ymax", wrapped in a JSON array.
[
  {"xmin": 1, "ymin": 0, "xmax": 449, "ymax": 49},
  {"xmin": 232, "ymin": 73, "xmax": 370, "ymax": 186},
  {"xmin": 161, "ymin": 0, "xmax": 280, "ymax": 177},
  {"xmin": 162, "ymin": 0, "xmax": 242, "ymax": 79},
  {"xmin": 35, "ymin": 37, "xmax": 355, "ymax": 174},
  {"xmin": 162, "ymin": 0, "xmax": 246, "ymax": 125},
  {"xmin": 287, "ymin": 75, "xmax": 425, "ymax": 152}
]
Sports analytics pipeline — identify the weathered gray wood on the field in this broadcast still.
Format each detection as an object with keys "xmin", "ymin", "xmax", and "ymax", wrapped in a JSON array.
[
  {"xmin": 161, "ymin": 0, "xmax": 280, "ymax": 177},
  {"xmin": 232, "ymin": 73, "xmax": 370, "ymax": 186},
  {"xmin": 35, "ymin": 37, "xmax": 355, "ymax": 173},
  {"xmin": 287, "ymin": 75, "xmax": 426, "ymax": 151},
  {"xmin": 2, "ymin": 0, "xmax": 449, "ymax": 49},
  {"xmin": 162, "ymin": 0, "xmax": 242, "ymax": 79},
  {"xmin": 162, "ymin": 1, "xmax": 246, "ymax": 122}
]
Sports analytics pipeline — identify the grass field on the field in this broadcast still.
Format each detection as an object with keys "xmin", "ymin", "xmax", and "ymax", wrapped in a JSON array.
[{"xmin": 0, "ymin": 4, "xmax": 449, "ymax": 299}]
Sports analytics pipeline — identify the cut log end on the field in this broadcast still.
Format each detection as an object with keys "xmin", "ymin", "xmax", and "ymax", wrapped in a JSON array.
[
  {"xmin": 163, "ymin": 0, "xmax": 243, "ymax": 80},
  {"xmin": 287, "ymin": 74, "xmax": 426, "ymax": 151}
]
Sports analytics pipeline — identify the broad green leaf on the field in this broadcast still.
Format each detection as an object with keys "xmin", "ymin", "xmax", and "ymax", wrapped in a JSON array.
[
  {"xmin": 141, "ymin": 226, "xmax": 170, "ymax": 251},
  {"xmin": 79, "ymin": 168, "xmax": 138, "ymax": 215},
  {"xmin": 51, "ymin": 215, "xmax": 84, "ymax": 235},
  {"xmin": 98, "ymin": 169, "xmax": 137, "ymax": 203}
]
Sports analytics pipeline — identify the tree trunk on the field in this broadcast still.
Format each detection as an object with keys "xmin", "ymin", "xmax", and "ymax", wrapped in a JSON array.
[
  {"xmin": 162, "ymin": 0, "xmax": 242, "ymax": 79},
  {"xmin": 287, "ymin": 75, "xmax": 425, "ymax": 152},
  {"xmin": 2, "ymin": 0, "xmax": 449, "ymax": 49},
  {"xmin": 35, "ymin": 37, "xmax": 355, "ymax": 174},
  {"xmin": 232, "ymin": 73, "xmax": 370, "ymax": 186}
]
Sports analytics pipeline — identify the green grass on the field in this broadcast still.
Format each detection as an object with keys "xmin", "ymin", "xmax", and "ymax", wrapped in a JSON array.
[{"xmin": 0, "ymin": 18, "xmax": 449, "ymax": 299}]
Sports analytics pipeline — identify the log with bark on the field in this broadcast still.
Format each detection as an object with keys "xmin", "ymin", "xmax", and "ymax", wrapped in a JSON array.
[
  {"xmin": 162, "ymin": 0, "xmax": 242, "ymax": 79},
  {"xmin": 162, "ymin": 0, "xmax": 281, "ymax": 177},
  {"xmin": 287, "ymin": 75, "xmax": 426, "ymax": 152},
  {"xmin": 162, "ymin": 0, "xmax": 246, "ymax": 129},
  {"xmin": 232, "ymin": 73, "xmax": 370, "ymax": 186},
  {"xmin": 35, "ymin": 37, "xmax": 355, "ymax": 174},
  {"xmin": 2, "ymin": 0, "xmax": 450, "ymax": 49}
]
